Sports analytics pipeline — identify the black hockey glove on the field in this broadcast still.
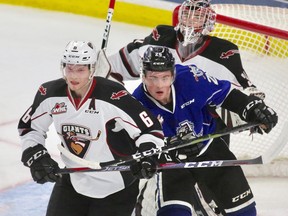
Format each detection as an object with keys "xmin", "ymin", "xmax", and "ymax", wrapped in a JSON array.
[
  {"xmin": 130, "ymin": 142, "xmax": 158, "ymax": 179},
  {"xmin": 241, "ymin": 98, "xmax": 278, "ymax": 134},
  {"xmin": 166, "ymin": 134, "xmax": 203, "ymax": 161},
  {"xmin": 130, "ymin": 157, "xmax": 157, "ymax": 179},
  {"xmin": 21, "ymin": 144, "xmax": 60, "ymax": 184}
]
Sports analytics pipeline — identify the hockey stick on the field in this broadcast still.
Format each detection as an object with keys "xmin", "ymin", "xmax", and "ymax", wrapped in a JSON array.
[
  {"xmin": 57, "ymin": 156, "xmax": 263, "ymax": 174},
  {"xmin": 57, "ymin": 121, "xmax": 288, "ymax": 174},
  {"xmin": 58, "ymin": 123, "xmax": 259, "ymax": 170},
  {"xmin": 101, "ymin": 0, "xmax": 116, "ymax": 49}
]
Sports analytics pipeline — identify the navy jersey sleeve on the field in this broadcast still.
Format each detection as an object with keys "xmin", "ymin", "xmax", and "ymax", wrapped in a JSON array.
[{"xmin": 175, "ymin": 64, "xmax": 232, "ymax": 107}]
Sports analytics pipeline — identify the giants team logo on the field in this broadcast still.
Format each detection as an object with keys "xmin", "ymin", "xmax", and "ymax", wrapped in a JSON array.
[
  {"xmin": 38, "ymin": 85, "xmax": 47, "ymax": 95},
  {"xmin": 61, "ymin": 125, "xmax": 92, "ymax": 157},
  {"xmin": 220, "ymin": 49, "xmax": 240, "ymax": 59},
  {"xmin": 152, "ymin": 28, "xmax": 160, "ymax": 41},
  {"xmin": 110, "ymin": 90, "xmax": 128, "ymax": 100},
  {"xmin": 51, "ymin": 102, "xmax": 67, "ymax": 114}
]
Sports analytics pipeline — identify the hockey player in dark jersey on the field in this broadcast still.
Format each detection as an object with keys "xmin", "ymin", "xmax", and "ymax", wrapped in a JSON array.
[
  {"xmin": 18, "ymin": 41, "xmax": 165, "ymax": 216},
  {"xmin": 106, "ymin": 1, "xmax": 265, "ymax": 214},
  {"xmin": 131, "ymin": 46, "xmax": 277, "ymax": 216},
  {"xmin": 107, "ymin": 0, "xmax": 265, "ymax": 130}
]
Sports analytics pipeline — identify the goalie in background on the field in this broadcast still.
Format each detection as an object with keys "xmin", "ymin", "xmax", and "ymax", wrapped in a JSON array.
[
  {"xmin": 106, "ymin": 1, "xmax": 266, "ymax": 214},
  {"xmin": 18, "ymin": 40, "xmax": 165, "ymax": 216},
  {"xmin": 130, "ymin": 45, "xmax": 277, "ymax": 216},
  {"xmin": 107, "ymin": 0, "xmax": 266, "ymax": 143}
]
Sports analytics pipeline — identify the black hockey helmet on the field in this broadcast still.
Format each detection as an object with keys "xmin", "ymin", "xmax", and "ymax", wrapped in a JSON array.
[{"xmin": 142, "ymin": 46, "xmax": 175, "ymax": 73}]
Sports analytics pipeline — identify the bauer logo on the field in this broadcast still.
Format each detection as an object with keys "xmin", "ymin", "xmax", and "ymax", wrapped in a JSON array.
[{"xmin": 51, "ymin": 102, "xmax": 67, "ymax": 114}]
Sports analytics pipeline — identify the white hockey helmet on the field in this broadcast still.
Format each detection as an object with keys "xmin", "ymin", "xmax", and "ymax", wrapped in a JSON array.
[
  {"xmin": 176, "ymin": 0, "xmax": 216, "ymax": 46},
  {"xmin": 61, "ymin": 41, "xmax": 98, "ymax": 78}
]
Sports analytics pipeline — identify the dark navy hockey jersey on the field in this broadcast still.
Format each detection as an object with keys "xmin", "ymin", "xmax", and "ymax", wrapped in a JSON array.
[{"xmin": 132, "ymin": 64, "xmax": 232, "ymax": 142}]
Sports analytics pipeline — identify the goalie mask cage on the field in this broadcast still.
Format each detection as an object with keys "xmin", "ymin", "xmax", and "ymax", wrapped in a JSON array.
[
  {"xmin": 171, "ymin": 3, "xmax": 288, "ymax": 177},
  {"xmin": 208, "ymin": 4, "xmax": 288, "ymax": 177}
]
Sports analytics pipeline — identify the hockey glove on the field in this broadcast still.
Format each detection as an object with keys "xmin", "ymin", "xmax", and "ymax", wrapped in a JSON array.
[
  {"xmin": 130, "ymin": 157, "xmax": 157, "ymax": 179},
  {"xmin": 130, "ymin": 142, "xmax": 158, "ymax": 179},
  {"xmin": 21, "ymin": 144, "xmax": 60, "ymax": 184},
  {"xmin": 241, "ymin": 98, "xmax": 278, "ymax": 134},
  {"xmin": 166, "ymin": 134, "xmax": 203, "ymax": 161}
]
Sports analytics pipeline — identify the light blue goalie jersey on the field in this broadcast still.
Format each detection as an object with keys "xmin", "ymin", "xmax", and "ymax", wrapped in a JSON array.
[{"xmin": 132, "ymin": 64, "xmax": 232, "ymax": 143}]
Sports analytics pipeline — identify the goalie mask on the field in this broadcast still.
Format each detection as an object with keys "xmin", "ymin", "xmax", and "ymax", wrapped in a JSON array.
[
  {"xmin": 176, "ymin": 0, "xmax": 216, "ymax": 46},
  {"xmin": 61, "ymin": 41, "xmax": 98, "ymax": 79}
]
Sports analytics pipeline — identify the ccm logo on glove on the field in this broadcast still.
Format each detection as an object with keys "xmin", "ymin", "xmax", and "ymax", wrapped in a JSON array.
[
  {"xmin": 242, "ymin": 99, "xmax": 263, "ymax": 120},
  {"xmin": 26, "ymin": 149, "xmax": 48, "ymax": 167}
]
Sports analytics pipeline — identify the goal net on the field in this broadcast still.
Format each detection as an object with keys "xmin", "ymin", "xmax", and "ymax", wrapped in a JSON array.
[
  {"xmin": 133, "ymin": 3, "xmax": 288, "ymax": 216},
  {"xmin": 209, "ymin": 4, "xmax": 288, "ymax": 177}
]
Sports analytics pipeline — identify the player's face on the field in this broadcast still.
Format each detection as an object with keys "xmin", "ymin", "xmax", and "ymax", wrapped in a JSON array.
[
  {"xmin": 143, "ymin": 71, "xmax": 173, "ymax": 105},
  {"xmin": 64, "ymin": 64, "xmax": 91, "ymax": 93},
  {"xmin": 180, "ymin": 7, "xmax": 206, "ymax": 31}
]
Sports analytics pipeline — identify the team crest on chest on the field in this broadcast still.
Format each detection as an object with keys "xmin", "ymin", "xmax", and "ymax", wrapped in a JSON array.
[{"xmin": 61, "ymin": 125, "xmax": 96, "ymax": 158}]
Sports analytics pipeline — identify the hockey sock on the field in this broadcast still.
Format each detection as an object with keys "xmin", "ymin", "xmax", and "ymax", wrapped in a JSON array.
[{"xmin": 157, "ymin": 204, "xmax": 192, "ymax": 216}]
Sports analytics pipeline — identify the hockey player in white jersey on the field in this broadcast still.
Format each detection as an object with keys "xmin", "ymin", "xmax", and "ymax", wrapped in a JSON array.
[
  {"xmin": 18, "ymin": 41, "xmax": 165, "ymax": 216},
  {"xmin": 132, "ymin": 45, "xmax": 277, "ymax": 216}
]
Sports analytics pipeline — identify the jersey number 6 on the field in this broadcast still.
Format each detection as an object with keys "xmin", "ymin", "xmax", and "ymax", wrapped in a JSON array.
[{"xmin": 139, "ymin": 111, "xmax": 154, "ymax": 127}]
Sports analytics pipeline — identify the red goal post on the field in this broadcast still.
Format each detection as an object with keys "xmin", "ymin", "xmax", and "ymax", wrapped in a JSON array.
[{"xmin": 172, "ymin": 4, "xmax": 288, "ymax": 176}]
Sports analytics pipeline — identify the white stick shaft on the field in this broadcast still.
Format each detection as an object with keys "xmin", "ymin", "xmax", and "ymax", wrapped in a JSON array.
[{"xmin": 101, "ymin": 0, "xmax": 116, "ymax": 49}]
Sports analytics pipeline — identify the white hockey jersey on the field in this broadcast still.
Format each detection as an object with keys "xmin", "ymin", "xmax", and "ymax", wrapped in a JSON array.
[{"xmin": 18, "ymin": 77, "xmax": 164, "ymax": 198}]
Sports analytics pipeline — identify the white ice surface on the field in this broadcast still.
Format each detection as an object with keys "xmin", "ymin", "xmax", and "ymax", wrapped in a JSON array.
[{"xmin": 0, "ymin": 4, "xmax": 287, "ymax": 216}]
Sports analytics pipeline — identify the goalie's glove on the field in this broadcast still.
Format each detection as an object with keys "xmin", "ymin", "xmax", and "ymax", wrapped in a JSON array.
[
  {"xmin": 21, "ymin": 144, "xmax": 60, "ymax": 184},
  {"xmin": 241, "ymin": 97, "xmax": 278, "ymax": 134},
  {"xmin": 130, "ymin": 142, "xmax": 158, "ymax": 179}
]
